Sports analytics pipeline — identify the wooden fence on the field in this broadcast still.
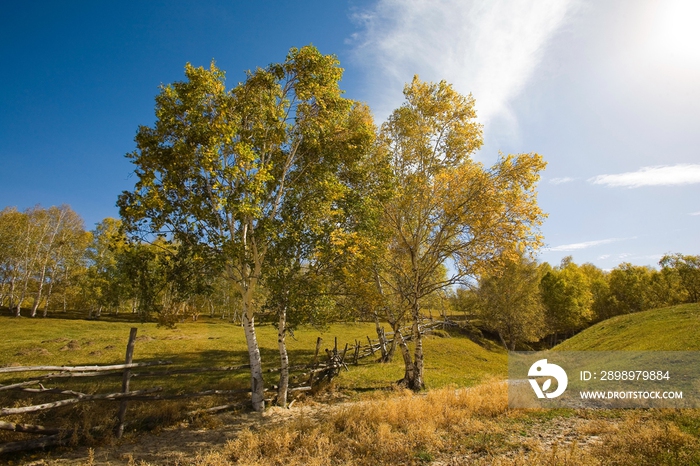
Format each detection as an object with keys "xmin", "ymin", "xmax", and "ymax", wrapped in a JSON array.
[{"xmin": 0, "ymin": 320, "xmax": 446, "ymax": 454}]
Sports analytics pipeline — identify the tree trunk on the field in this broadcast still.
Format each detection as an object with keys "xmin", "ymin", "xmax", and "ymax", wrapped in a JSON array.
[
  {"xmin": 386, "ymin": 320, "xmax": 400, "ymax": 362},
  {"xmin": 498, "ymin": 332, "xmax": 509, "ymax": 351},
  {"xmin": 42, "ymin": 276, "xmax": 55, "ymax": 317},
  {"xmin": 373, "ymin": 311, "xmax": 389, "ymax": 362},
  {"xmin": 409, "ymin": 313, "xmax": 425, "ymax": 390},
  {"xmin": 242, "ymin": 298, "xmax": 265, "ymax": 412},
  {"xmin": 395, "ymin": 328, "xmax": 418, "ymax": 389},
  {"xmin": 31, "ymin": 264, "xmax": 49, "ymax": 317},
  {"xmin": 6, "ymin": 276, "xmax": 16, "ymax": 310},
  {"xmin": 277, "ymin": 305, "xmax": 289, "ymax": 407},
  {"xmin": 397, "ymin": 300, "xmax": 425, "ymax": 391}
]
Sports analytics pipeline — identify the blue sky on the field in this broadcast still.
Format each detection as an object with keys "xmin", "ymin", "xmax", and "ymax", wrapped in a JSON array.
[{"xmin": 1, "ymin": 0, "xmax": 698, "ymax": 270}]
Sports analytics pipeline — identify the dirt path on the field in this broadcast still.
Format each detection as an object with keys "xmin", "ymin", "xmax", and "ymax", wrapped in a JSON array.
[
  {"xmin": 20, "ymin": 400, "xmax": 351, "ymax": 465},
  {"xmin": 17, "ymin": 394, "xmax": 614, "ymax": 465}
]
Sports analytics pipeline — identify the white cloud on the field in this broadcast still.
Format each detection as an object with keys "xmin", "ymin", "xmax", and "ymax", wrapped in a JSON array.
[
  {"xmin": 350, "ymin": 0, "xmax": 576, "ymax": 124},
  {"xmin": 598, "ymin": 254, "xmax": 611, "ymax": 260},
  {"xmin": 546, "ymin": 237, "xmax": 632, "ymax": 252},
  {"xmin": 550, "ymin": 177, "xmax": 574, "ymax": 184},
  {"xmin": 690, "ymin": 212, "xmax": 700, "ymax": 216},
  {"xmin": 589, "ymin": 164, "xmax": 700, "ymax": 188}
]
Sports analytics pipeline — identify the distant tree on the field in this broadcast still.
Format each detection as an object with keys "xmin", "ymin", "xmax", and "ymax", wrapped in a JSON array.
[
  {"xmin": 607, "ymin": 263, "xmax": 656, "ymax": 315},
  {"xmin": 475, "ymin": 255, "xmax": 546, "ymax": 350},
  {"xmin": 660, "ymin": 254, "xmax": 700, "ymax": 303},
  {"xmin": 84, "ymin": 218, "xmax": 129, "ymax": 317},
  {"xmin": 0, "ymin": 207, "xmax": 25, "ymax": 310},
  {"xmin": 53, "ymin": 226, "xmax": 90, "ymax": 314},
  {"xmin": 579, "ymin": 262, "xmax": 614, "ymax": 322},
  {"xmin": 34, "ymin": 206, "xmax": 87, "ymax": 317},
  {"xmin": 118, "ymin": 46, "xmax": 383, "ymax": 411},
  {"xmin": 540, "ymin": 257, "xmax": 594, "ymax": 341}
]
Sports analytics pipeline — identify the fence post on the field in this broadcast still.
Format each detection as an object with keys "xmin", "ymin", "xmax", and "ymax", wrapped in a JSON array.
[
  {"xmin": 115, "ymin": 327, "xmax": 137, "ymax": 438},
  {"xmin": 307, "ymin": 337, "xmax": 322, "ymax": 387}
]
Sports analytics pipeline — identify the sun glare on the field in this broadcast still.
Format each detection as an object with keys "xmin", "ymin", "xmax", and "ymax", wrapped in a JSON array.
[{"xmin": 648, "ymin": 0, "xmax": 700, "ymax": 68}]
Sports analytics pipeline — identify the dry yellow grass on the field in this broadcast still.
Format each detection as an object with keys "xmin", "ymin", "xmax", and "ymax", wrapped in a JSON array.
[{"xmin": 183, "ymin": 380, "xmax": 700, "ymax": 466}]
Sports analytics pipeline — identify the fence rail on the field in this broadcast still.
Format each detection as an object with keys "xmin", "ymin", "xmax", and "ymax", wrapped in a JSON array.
[{"xmin": 0, "ymin": 320, "xmax": 446, "ymax": 454}]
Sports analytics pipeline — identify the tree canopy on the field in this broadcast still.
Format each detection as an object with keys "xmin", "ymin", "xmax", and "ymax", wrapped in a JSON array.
[
  {"xmin": 118, "ymin": 46, "xmax": 386, "ymax": 410},
  {"xmin": 373, "ymin": 76, "xmax": 547, "ymax": 389}
]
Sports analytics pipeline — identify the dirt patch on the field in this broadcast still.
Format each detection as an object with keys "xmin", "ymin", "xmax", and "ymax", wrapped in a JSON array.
[
  {"xmin": 135, "ymin": 336, "xmax": 156, "ymax": 342},
  {"xmin": 41, "ymin": 338, "xmax": 69, "ymax": 344},
  {"xmin": 59, "ymin": 340, "xmax": 81, "ymax": 351},
  {"xmin": 14, "ymin": 347, "xmax": 51, "ymax": 357},
  {"xmin": 104, "ymin": 345, "xmax": 115, "ymax": 350},
  {"xmin": 89, "ymin": 351, "xmax": 102, "ymax": 357},
  {"xmin": 2, "ymin": 362, "xmax": 23, "ymax": 368}
]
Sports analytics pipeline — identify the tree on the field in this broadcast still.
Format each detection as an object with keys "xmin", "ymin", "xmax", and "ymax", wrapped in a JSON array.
[
  {"xmin": 84, "ymin": 218, "xmax": 129, "ymax": 317},
  {"xmin": 34, "ymin": 206, "xmax": 87, "ymax": 317},
  {"xmin": 374, "ymin": 76, "xmax": 546, "ymax": 390},
  {"xmin": 607, "ymin": 263, "xmax": 656, "ymax": 315},
  {"xmin": 0, "ymin": 207, "xmax": 25, "ymax": 310},
  {"xmin": 660, "ymin": 254, "xmax": 700, "ymax": 303},
  {"xmin": 118, "ymin": 46, "xmax": 383, "ymax": 411},
  {"xmin": 540, "ymin": 257, "xmax": 594, "ymax": 343},
  {"xmin": 579, "ymin": 262, "xmax": 614, "ymax": 322},
  {"xmin": 0, "ymin": 206, "xmax": 89, "ymax": 316},
  {"xmin": 475, "ymin": 255, "xmax": 546, "ymax": 350}
]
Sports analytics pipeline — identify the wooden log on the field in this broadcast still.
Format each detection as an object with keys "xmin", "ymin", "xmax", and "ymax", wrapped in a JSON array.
[
  {"xmin": 0, "ymin": 380, "xmax": 40, "ymax": 391},
  {"xmin": 19, "ymin": 387, "xmax": 87, "ymax": 397},
  {"xmin": 0, "ymin": 432, "xmax": 66, "ymax": 454},
  {"xmin": 135, "ymin": 364, "xmax": 251, "ymax": 377},
  {"xmin": 186, "ymin": 403, "xmax": 245, "ymax": 417},
  {"xmin": 116, "ymin": 327, "xmax": 137, "ymax": 438},
  {"xmin": 122, "ymin": 388, "xmax": 250, "ymax": 401},
  {"xmin": 0, "ymin": 420, "xmax": 61, "ymax": 435},
  {"xmin": 367, "ymin": 336, "xmax": 375, "ymax": 355},
  {"xmin": 0, "ymin": 360, "xmax": 172, "ymax": 374},
  {"xmin": 0, "ymin": 387, "xmax": 162, "ymax": 416}
]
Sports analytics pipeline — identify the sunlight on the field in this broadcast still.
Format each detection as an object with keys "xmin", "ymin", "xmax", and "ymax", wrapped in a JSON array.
[{"xmin": 648, "ymin": 0, "xmax": 700, "ymax": 68}]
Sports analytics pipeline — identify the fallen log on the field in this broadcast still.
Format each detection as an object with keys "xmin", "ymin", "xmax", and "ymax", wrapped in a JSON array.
[
  {"xmin": 0, "ymin": 380, "xmax": 40, "ymax": 391},
  {"xmin": 0, "ymin": 432, "xmax": 67, "ymax": 454},
  {"xmin": 0, "ymin": 421, "xmax": 61, "ymax": 435},
  {"xmin": 0, "ymin": 388, "xmax": 163, "ymax": 416},
  {"xmin": 121, "ymin": 388, "xmax": 251, "ymax": 401},
  {"xmin": 0, "ymin": 360, "xmax": 172, "ymax": 374}
]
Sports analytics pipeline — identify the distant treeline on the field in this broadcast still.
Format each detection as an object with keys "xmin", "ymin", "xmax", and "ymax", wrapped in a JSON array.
[
  {"xmin": 0, "ymin": 205, "xmax": 241, "ymax": 323},
  {"xmin": 454, "ymin": 253, "xmax": 700, "ymax": 350},
  {"xmin": 3, "ymin": 205, "xmax": 697, "ymax": 344}
]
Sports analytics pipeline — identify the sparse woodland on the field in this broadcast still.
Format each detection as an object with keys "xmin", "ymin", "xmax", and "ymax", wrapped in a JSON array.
[
  {"xmin": 2, "ymin": 46, "xmax": 700, "ymax": 408},
  {"xmin": 2, "ymin": 45, "xmax": 700, "ymax": 463}
]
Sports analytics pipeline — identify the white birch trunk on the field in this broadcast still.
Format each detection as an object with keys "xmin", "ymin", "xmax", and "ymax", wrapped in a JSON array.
[{"xmin": 242, "ymin": 295, "xmax": 265, "ymax": 412}]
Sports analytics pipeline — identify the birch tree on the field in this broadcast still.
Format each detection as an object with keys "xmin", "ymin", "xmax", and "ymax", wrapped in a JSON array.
[
  {"xmin": 377, "ymin": 77, "xmax": 546, "ymax": 390},
  {"xmin": 118, "ymin": 46, "xmax": 380, "ymax": 411}
]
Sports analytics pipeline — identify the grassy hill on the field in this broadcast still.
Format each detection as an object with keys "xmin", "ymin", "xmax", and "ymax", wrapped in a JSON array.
[{"xmin": 555, "ymin": 303, "xmax": 700, "ymax": 351}]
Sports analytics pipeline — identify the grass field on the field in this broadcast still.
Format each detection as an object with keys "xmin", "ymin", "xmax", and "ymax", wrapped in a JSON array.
[
  {"xmin": 3, "ymin": 305, "xmax": 700, "ymax": 464},
  {"xmin": 555, "ymin": 303, "xmax": 700, "ymax": 351},
  {"xmin": 0, "ymin": 314, "xmax": 507, "ymax": 393}
]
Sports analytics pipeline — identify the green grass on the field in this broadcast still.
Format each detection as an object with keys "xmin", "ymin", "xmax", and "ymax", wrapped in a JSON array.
[
  {"xmin": 0, "ymin": 316, "xmax": 507, "ymax": 395},
  {"xmin": 0, "ymin": 315, "xmax": 505, "ymax": 450},
  {"xmin": 555, "ymin": 303, "xmax": 700, "ymax": 351}
]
